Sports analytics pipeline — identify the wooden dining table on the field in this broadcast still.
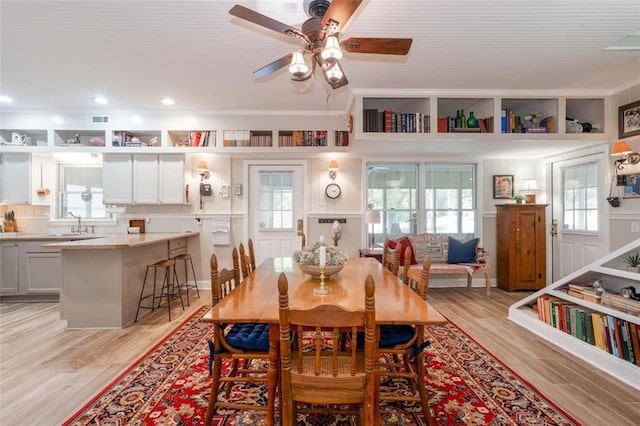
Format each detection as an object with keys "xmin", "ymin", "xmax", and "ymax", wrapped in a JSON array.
[{"xmin": 202, "ymin": 256, "xmax": 447, "ymax": 425}]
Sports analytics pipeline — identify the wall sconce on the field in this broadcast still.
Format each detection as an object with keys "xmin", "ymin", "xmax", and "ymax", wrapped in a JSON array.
[
  {"xmin": 328, "ymin": 160, "xmax": 340, "ymax": 180},
  {"xmin": 611, "ymin": 140, "xmax": 640, "ymax": 170},
  {"xmin": 520, "ymin": 178, "xmax": 540, "ymax": 203},
  {"xmin": 365, "ymin": 208, "xmax": 381, "ymax": 250},
  {"xmin": 196, "ymin": 160, "xmax": 210, "ymax": 180}
]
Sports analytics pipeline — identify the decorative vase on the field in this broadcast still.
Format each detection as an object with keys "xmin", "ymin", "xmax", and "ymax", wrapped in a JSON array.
[
  {"xmin": 467, "ymin": 111, "xmax": 479, "ymax": 128},
  {"xmin": 296, "ymin": 263, "xmax": 344, "ymax": 279}
]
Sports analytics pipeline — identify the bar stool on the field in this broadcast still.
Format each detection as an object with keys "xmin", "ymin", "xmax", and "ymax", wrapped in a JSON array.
[
  {"xmin": 135, "ymin": 258, "xmax": 185, "ymax": 322},
  {"xmin": 173, "ymin": 252, "xmax": 199, "ymax": 306}
]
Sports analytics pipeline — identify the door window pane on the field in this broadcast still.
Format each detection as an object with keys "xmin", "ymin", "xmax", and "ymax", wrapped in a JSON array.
[
  {"xmin": 562, "ymin": 162, "xmax": 598, "ymax": 232},
  {"xmin": 258, "ymin": 171, "xmax": 294, "ymax": 230}
]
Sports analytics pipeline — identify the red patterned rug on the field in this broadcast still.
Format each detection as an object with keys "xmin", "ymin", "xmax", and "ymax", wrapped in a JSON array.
[{"xmin": 63, "ymin": 306, "xmax": 580, "ymax": 425}]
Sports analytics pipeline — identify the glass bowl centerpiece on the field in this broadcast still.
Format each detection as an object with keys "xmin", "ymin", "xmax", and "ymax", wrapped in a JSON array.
[{"xmin": 293, "ymin": 241, "xmax": 348, "ymax": 279}]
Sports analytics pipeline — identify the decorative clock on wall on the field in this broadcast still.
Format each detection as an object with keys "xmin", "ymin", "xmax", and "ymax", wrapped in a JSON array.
[{"xmin": 325, "ymin": 183, "xmax": 341, "ymax": 199}]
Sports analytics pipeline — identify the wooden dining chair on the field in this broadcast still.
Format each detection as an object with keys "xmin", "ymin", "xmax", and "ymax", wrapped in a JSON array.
[
  {"xmin": 238, "ymin": 242, "xmax": 254, "ymax": 280},
  {"xmin": 204, "ymin": 251, "xmax": 270, "ymax": 425},
  {"xmin": 247, "ymin": 238, "xmax": 256, "ymax": 272},
  {"xmin": 379, "ymin": 245, "xmax": 432, "ymax": 424},
  {"xmin": 278, "ymin": 272, "xmax": 378, "ymax": 426},
  {"xmin": 382, "ymin": 237, "xmax": 402, "ymax": 276}
]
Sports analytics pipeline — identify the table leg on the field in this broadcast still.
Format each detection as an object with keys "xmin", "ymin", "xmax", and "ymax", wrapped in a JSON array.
[{"xmin": 266, "ymin": 325, "xmax": 280, "ymax": 426}]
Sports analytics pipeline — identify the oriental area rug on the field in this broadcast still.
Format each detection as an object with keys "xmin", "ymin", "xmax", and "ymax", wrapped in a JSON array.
[{"xmin": 64, "ymin": 307, "xmax": 580, "ymax": 426}]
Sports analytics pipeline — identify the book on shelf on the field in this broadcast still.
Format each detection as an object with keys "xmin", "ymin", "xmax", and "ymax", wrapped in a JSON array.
[
  {"xmin": 581, "ymin": 289, "xmax": 602, "ymax": 304},
  {"xmin": 600, "ymin": 292, "xmax": 640, "ymax": 316},
  {"xmin": 568, "ymin": 289, "xmax": 583, "ymax": 299},
  {"xmin": 540, "ymin": 116, "xmax": 555, "ymax": 133},
  {"xmin": 630, "ymin": 322, "xmax": 640, "ymax": 366},
  {"xmin": 526, "ymin": 127, "xmax": 549, "ymax": 134},
  {"xmin": 568, "ymin": 283, "xmax": 590, "ymax": 291},
  {"xmin": 591, "ymin": 312, "xmax": 606, "ymax": 350}
]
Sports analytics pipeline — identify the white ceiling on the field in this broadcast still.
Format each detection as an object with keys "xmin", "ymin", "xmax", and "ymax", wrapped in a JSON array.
[
  {"xmin": 1, "ymin": 0, "xmax": 640, "ymax": 160},
  {"xmin": 1, "ymin": 0, "xmax": 639, "ymax": 115}
]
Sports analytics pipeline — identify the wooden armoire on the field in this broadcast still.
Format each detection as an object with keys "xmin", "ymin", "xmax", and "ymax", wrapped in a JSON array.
[{"xmin": 496, "ymin": 204, "xmax": 547, "ymax": 291}]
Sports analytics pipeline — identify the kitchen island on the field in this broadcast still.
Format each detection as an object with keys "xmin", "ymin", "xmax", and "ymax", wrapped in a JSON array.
[{"xmin": 44, "ymin": 232, "xmax": 199, "ymax": 329}]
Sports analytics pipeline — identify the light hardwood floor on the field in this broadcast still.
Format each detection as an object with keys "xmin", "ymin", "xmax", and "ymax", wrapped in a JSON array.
[{"xmin": 1, "ymin": 288, "xmax": 639, "ymax": 425}]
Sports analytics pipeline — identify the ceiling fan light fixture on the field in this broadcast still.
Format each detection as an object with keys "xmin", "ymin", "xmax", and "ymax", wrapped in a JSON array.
[
  {"xmin": 288, "ymin": 51, "xmax": 310, "ymax": 78},
  {"xmin": 324, "ymin": 62, "xmax": 343, "ymax": 83},
  {"xmin": 320, "ymin": 35, "xmax": 342, "ymax": 64}
]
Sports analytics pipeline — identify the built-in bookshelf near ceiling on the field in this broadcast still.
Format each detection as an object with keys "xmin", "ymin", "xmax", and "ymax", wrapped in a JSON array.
[
  {"xmin": 0, "ymin": 93, "xmax": 607, "ymax": 153},
  {"xmin": 352, "ymin": 93, "xmax": 607, "ymax": 141}
]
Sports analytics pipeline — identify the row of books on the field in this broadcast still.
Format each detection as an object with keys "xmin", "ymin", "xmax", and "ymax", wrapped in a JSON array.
[
  {"xmin": 500, "ymin": 110, "xmax": 555, "ymax": 134},
  {"xmin": 278, "ymin": 131, "xmax": 328, "ymax": 147},
  {"xmin": 363, "ymin": 108, "xmax": 430, "ymax": 133},
  {"xmin": 187, "ymin": 131, "xmax": 213, "ymax": 147},
  {"xmin": 537, "ymin": 295, "xmax": 640, "ymax": 366},
  {"xmin": 335, "ymin": 131, "xmax": 349, "ymax": 147},
  {"xmin": 223, "ymin": 131, "xmax": 272, "ymax": 147},
  {"xmin": 437, "ymin": 117, "xmax": 494, "ymax": 133}
]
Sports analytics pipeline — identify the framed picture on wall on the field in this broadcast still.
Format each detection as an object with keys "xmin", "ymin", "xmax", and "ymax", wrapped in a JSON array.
[
  {"xmin": 618, "ymin": 100, "xmax": 640, "ymax": 139},
  {"xmin": 493, "ymin": 175, "xmax": 514, "ymax": 199},
  {"xmin": 622, "ymin": 173, "xmax": 640, "ymax": 198}
]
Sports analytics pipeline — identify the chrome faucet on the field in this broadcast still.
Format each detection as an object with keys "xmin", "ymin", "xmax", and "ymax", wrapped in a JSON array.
[{"xmin": 67, "ymin": 212, "xmax": 86, "ymax": 234}]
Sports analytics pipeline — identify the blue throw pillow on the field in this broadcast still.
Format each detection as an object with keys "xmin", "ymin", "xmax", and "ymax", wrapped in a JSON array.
[{"xmin": 447, "ymin": 237, "xmax": 479, "ymax": 264}]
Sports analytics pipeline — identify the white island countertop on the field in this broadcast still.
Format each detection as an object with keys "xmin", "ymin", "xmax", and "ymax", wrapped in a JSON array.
[{"xmin": 42, "ymin": 231, "xmax": 198, "ymax": 250}]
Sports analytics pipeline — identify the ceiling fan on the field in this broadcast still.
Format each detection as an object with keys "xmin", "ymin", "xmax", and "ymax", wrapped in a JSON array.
[{"xmin": 229, "ymin": 0, "xmax": 413, "ymax": 89}]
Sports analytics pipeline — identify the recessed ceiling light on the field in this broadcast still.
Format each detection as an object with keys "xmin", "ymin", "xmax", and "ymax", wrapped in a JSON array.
[
  {"xmin": 0, "ymin": 95, "xmax": 14, "ymax": 103},
  {"xmin": 161, "ymin": 97, "xmax": 175, "ymax": 105},
  {"xmin": 93, "ymin": 96, "xmax": 109, "ymax": 105}
]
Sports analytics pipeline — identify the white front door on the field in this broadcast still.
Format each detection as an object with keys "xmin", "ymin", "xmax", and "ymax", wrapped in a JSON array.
[
  {"xmin": 248, "ymin": 163, "xmax": 305, "ymax": 265},
  {"xmin": 550, "ymin": 152, "xmax": 609, "ymax": 281}
]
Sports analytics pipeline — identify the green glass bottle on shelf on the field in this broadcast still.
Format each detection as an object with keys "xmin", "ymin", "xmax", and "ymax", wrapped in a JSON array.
[
  {"xmin": 460, "ymin": 109, "xmax": 467, "ymax": 128},
  {"xmin": 467, "ymin": 111, "xmax": 479, "ymax": 128},
  {"xmin": 455, "ymin": 110, "xmax": 461, "ymax": 128}
]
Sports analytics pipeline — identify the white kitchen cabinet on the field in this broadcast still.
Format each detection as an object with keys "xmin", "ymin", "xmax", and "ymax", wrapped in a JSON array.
[
  {"xmin": 23, "ymin": 252, "xmax": 62, "ymax": 293},
  {"xmin": 0, "ymin": 242, "xmax": 20, "ymax": 294},
  {"xmin": 0, "ymin": 153, "xmax": 31, "ymax": 204},
  {"xmin": 159, "ymin": 154, "xmax": 185, "ymax": 204},
  {"xmin": 102, "ymin": 154, "xmax": 184, "ymax": 205},
  {"xmin": 103, "ymin": 154, "xmax": 133, "ymax": 204},
  {"xmin": 133, "ymin": 154, "xmax": 159, "ymax": 204}
]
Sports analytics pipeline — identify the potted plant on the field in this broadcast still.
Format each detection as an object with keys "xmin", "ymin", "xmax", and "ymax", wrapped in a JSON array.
[
  {"xmin": 624, "ymin": 253, "xmax": 640, "ymax": 273},
  {"xmin": 512, "ymin": 194, "xmax": 526, "ymax": 204}
]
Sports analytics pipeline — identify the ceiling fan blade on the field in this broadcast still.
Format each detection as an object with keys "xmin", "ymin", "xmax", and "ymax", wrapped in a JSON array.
[
  {"xmin": 321, "ymin": 0, "xmax": 363, "ymax": 32},
  {"xmin": 229, "ymin": 4, "xmax": 307, "ymax": 41},
  {"xmin": 340, "ymin": 37, "xmax": 413, "ymax": 55},
  {"xmin": 254, "ymin": 53, "xmax": 293, "ymax": 77}
]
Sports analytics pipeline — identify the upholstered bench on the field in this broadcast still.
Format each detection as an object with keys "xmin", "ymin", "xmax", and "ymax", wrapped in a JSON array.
[{"xmin": 383, "ymin": 234, "xmax": 491, "ymax": 296}]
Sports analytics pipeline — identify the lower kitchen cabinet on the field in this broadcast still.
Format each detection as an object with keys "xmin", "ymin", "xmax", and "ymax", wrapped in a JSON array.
[
  {"xmin": 23, "ymin": 251, "xmax": 62, "ymax": 293},
  {"xmin": 0, "ymin": 241, "xmax": 62, "ymax": 299},
  {"xmin": 0, "ymin": 242, "xmax": 20, "ymax": 294}
]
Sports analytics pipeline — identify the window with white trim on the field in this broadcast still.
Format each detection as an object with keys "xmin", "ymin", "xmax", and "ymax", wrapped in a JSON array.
[{"xmin": 562, "ymin": 162, "xmax": 598, "ymax": 232}]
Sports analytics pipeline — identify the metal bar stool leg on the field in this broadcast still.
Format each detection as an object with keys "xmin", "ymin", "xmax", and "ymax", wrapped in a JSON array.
[{"xmin": 172, "ymin": 264, "xmax": 185, "ymax": 311}]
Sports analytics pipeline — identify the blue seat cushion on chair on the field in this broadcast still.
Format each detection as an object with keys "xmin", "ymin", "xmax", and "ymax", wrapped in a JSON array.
[
  {"xmin": 379, "ymin": 324, "xmax": 416, "ymax": 348},
  {"xmin": 225, "ymin": 323, "xmax": 270, "ymax": 351},
  {"xmin": 357, "ymin": 324, "xmax": 415, "ymax": 348}
]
